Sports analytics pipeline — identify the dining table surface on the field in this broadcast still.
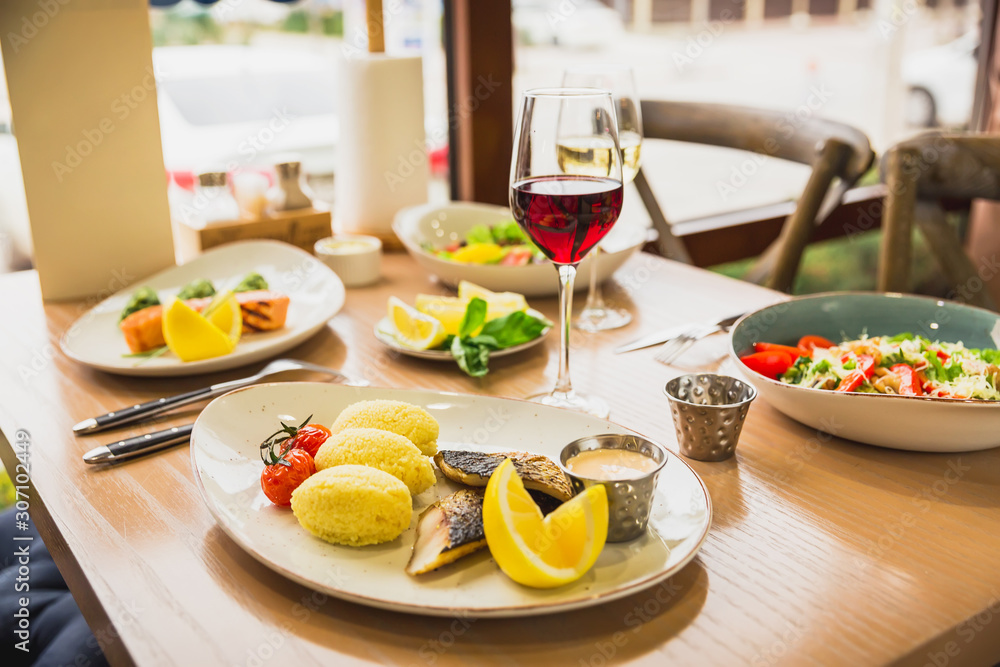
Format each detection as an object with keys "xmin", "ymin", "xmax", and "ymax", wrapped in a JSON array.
[{"xmin": 1, "ymin": 250, "xmax": 999, "ymax": 667}]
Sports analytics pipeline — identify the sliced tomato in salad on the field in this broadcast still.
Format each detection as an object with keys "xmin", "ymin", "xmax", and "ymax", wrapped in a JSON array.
[
  {"xmin": 754, "ymin": 342, "xmax": 808, "ymax": 359},
  {"xmin": 740, "ymin": 350, "xmax": 795, "ymax": 378},
  {"xmin": 797, "ymin": 335, "xmax": 835, "ymax": 351},
  {"xmin": 891, "ymin": 363, "xmax": 924, "ymax": 396}
]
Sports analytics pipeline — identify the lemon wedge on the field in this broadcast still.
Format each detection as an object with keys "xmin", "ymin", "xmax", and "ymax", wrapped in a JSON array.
[
  {"xmin": 457, "ymin": 281, "xmax": 528, "ymax": 320},
  {"xmin": 483, "ymin": 458, "xmax": 608, "ymax": 588},
  {"xmin": 414, "ymin": 295, "xmax": 469, "ymax": 336},
  {"xmin": 388, "ymin": 296, "xmax": 448, "ymax": 350},
  {"xmin": 203, "ymin": 291, "xmax": 242, "ymax": 346},
  {"xmin": 162, "ymin": 297, "xmax": 237, "ymax": 362}
]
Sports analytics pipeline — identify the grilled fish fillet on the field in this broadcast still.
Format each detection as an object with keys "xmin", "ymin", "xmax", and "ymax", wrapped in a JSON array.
[
  {"xmin": 119, "ymin": 290, "xmax": 290, "ymax": 353},
  {"xmin": 433, "ymin": 450, "xmax": 574, "ymax": 502},
  {"xmin": 406, "ymin": 489, "xmax": 486, "ymax": 576}
]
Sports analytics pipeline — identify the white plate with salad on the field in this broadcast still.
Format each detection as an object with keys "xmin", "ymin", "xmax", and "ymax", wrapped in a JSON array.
[
  {"xmin": 729, "ymin": 292, "xmax": 1000, "ymax": 452},
  {"xmin": 373, "ymin": 284, "xmax": 553, "ymax": 377},
  {"xmin": 60, "ymin": 240, "xmax": 345, "ymax": 377},
  {"xmin": 393, "ymin": 202, "xmax": 647, "ymax": 297}
]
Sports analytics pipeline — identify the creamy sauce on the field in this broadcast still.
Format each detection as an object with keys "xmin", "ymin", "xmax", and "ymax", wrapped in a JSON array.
[
  {"xmin": 321, "ymin": 239, "xmax": 377, "ymax": 255},
  {"xmin": 566, "ymin": 448, "xmax": 659, "ymax": 480}
]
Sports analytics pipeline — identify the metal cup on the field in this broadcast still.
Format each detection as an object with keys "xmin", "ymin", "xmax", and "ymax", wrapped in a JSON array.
[
  {"xmin": 559, "ymin": 433, "xmax": 668, "ymax": 543},
  {"xmin": 664, "ymin": 373, "xmax": 756, "ymax": 462}
]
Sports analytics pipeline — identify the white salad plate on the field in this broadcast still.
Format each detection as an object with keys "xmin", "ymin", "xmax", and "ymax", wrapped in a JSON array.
[
  {"xmin": 729, "ymin": 292, "xmax": 1000, "ymax": 452},
  {"xmin": 191, "ymin": 383, "xmax": 712, "ymax": 618},
  {"xmin": 60, "ymin": 240, "xmax": 345, "ymax": 377},
  {"xmin": 393, "ymin": 202, "xmax": 648, "ymax": 297},
  {"xmin": 372, "ymin": 311, "xmax": 552, "ymax": 361}
]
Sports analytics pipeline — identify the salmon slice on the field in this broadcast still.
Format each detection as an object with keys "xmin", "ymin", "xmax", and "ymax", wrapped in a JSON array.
[{"xmin": 119, "ymin": 290, "xmax": 290, "ymax": 353}]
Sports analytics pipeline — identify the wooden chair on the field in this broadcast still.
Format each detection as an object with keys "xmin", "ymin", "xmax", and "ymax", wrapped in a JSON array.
[
  {"xmin": 877, "ymin": 133, "xmax": 1000, "ymax": 311},
  {"xmin": 635, "ymin": 100, "xmax": 874, "ymax": 293}
]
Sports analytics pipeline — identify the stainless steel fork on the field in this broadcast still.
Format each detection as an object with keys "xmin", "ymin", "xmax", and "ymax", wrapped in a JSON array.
[{"xmin": 654, "ymin": 323, "xmax": 729, "ymax": 365}]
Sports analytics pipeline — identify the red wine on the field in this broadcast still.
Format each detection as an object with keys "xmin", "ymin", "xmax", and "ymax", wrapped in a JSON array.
[{"xmin": 510, "ymin": 176, "xmax": 623, "ymax": 265}]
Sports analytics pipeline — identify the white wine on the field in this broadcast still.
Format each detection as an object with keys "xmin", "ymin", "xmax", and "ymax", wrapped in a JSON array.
[{"xmin": 556, "ymin": 131, "xmax": 642, "ymax": 184}]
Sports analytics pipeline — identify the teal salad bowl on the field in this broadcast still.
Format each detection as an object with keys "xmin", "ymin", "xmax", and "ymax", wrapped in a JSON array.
[{"xmin": 729, "ymin": 292, "xmax": 1000, "ymax": 452}]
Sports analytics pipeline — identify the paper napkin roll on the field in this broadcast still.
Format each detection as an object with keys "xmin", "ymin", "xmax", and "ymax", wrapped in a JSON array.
[{"xmin": 334, "ymin": 54, "xmax": 428, "ymax": 243}]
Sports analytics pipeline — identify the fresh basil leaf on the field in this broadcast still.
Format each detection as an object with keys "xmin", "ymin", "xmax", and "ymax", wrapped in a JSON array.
[
  {"xmin": 479, "ymin": 311, "xmax": 549, "ymax": 349},
  {"xmin": 450, "ymin": 336, "xmax": 491, "ymax": 377},
  {"xmin": 887, "ymin": 332, "xmax": 914, "ymax": 343},
  {"xmin": 466, "ymin": 334, "xmax": 501, "ymax": 349},
  {"xmin": 459, "ymin": 297, "xmax": 488, "ymax": 338}
]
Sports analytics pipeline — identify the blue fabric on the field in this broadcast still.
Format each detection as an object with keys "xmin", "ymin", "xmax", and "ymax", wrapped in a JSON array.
[{"xmin": 0, "ymin": 508, "xmax": 108, "ymax": 667}]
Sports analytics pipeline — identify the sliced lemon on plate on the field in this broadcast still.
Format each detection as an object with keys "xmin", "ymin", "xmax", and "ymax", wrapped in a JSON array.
[
  {"xmin": 457, "ymin": 281, "xmax": 528, "ymax": 320},
  {"xmin": 162, "ymin": 294, "xmax": 239, "ymax": 362},
  {"xmin": 388, "ymin": 296, "xmax": 448, "ymax": 350},
  {"xmin": 204, "ymin": 291, "xmax": 242, "ymax": 345},
  {"xmin": 414, "ymin": 294, "xmax": 469, "ymax": 337},
  {"xmin": 483, "ymin": 458, "xmax": 608, "ymax": 588}
]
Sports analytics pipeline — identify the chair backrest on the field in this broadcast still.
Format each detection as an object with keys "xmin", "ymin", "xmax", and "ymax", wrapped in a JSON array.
[
  {"xmin": 884, "ymin": 132, "xmax": 1000, "ymax": 202},
  {"xmin": 639, "ymin": 100, "xmax": 873, "ymax": 181},
  {"xmin": 635, "ymin": 99, "xmax": 875, "ymax": 292}
]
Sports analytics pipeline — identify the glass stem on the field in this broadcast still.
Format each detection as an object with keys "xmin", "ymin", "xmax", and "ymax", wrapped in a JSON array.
[
  {"xmin": 583, "ymin": 246, "xmax": 605, "ymax": 311},
  {"xmin": 555, "ymin": 263, "xmax": 577, "ymax": 395}
]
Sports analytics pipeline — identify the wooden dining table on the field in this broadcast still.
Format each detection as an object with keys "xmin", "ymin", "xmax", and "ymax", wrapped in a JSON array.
[{"xmin": 1, "ymin": 251, "xmax": 999, "ymax": 667}]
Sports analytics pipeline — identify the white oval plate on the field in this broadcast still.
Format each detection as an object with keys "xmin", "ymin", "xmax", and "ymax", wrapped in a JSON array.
[
  {"xmin": 372, "ymin": 312, "xmax": 551, "ymax": 361},
  {"xmin": 60, "ymin": 241, "xmax": 345, "ymax": 377},
  {"xmin": 191, "ymin": 383, "xmax": 712, "ymax": 618}
]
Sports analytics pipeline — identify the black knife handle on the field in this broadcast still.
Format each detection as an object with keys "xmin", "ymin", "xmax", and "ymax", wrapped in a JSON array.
[
  {"xmin": 83, "ymin": 424, "xmax": 194, "ymax": 464},
  {"xmin": 86, "ymin": 387, "xmax": 215, "ymax": 433}
]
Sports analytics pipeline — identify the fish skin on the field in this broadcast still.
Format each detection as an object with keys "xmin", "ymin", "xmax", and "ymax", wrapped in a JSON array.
[
  {"xmin": 406, "ymin": 489, "xmax": 487, "ymax": 575},
  {"xmin": 433, "ymin": 450, "xmax": 574, "ymax": 502}
]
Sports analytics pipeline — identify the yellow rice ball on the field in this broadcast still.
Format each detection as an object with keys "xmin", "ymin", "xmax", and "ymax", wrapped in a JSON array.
[
  {"xmin": 331, "ymin": 400, "xmax": 439, "ymax": 456},
  {"xmin": 314, "ymin": 427, "xmax": 436, "ymax": 495},
  {"xmin": 290, "ymin": 465, "xmax": 411, "ymax": 547}
]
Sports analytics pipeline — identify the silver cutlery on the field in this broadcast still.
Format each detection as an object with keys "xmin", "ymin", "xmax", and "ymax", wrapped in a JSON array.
[
  {"xmin": 83, "ymin": 424, "xmax": 194, "ymax": 465},
  {"xmin": 615, "ymin": 313, "xmax": 743, "ymax": 354},
  {"xmin": 654, "ymin": 320, "xmax": 735, "ymax": 365},
  {"xmin": 73, "ymin": 358, "xmax": 366, "ymax": 435}
]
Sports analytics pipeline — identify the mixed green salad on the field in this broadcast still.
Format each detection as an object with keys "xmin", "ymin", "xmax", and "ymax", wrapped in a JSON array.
[
  {"xmin": 740, "ymin": 333, "xmax": 1000, "ymax": 401},
  {"xmin": 423, "ymin": 221, "xmax": 547, "ymax": 266}
]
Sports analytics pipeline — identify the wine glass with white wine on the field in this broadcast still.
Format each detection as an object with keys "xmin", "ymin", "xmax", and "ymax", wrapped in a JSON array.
[{"xmin": 559, "ymin": 65, "xmax": 642, "ymax": 331}]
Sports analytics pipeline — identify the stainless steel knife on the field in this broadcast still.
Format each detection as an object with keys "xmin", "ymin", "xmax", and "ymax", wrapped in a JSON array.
[
  {"xmin": 614, "ymin": 313, "xmax": 744, "ymax": 354},
  {"xmin": 82, "ymin": 424, "xmax": 193, "ymax": 465}
]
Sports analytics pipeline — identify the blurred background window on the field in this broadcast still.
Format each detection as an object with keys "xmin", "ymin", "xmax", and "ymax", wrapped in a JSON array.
[{"xmin": 0, "ymin": 0, "xmax": 985, "ymax": 291}]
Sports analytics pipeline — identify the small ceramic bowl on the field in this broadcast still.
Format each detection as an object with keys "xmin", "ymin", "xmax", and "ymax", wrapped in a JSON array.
[{"xmin": 314, "ymin": 235, "xmax": 381, "ymax": 287}]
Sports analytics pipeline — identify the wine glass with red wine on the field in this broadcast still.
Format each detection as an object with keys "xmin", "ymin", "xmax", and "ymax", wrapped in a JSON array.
[{"xmin": 510, "ymin": 88, "xmax": 624, "ymax": 418}]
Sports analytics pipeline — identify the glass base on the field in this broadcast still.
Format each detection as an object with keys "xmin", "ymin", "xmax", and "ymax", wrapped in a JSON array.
[
  {"xmin": 526, "ymin": 389, "xmax": 610, "ymax": 419},
  {"xmin": 574, "ymin": 306, "xmax": 633, "ymax": 332}
]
